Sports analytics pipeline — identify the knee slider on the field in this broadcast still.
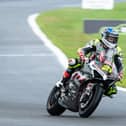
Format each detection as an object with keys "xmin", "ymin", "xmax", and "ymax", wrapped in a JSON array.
[{"xmin": 68, "ymin": 58, "xmax": 77, "ymax": 66}]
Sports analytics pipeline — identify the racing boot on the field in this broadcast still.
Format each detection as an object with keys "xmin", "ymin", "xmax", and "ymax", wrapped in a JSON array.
[
  {"xmin": 56, "ymin": 58, "xmax": 82, "ymax": 95},
  {"xmin": 56, "ymin": 70, "xmax": 71, "ymax": 87},
  {"xmin": 104, "ymin": 84, "xmax": 117, "ymax": 97},
  {"xmin": 56, "ymin": 70, "xmax": 72, "ymax": 96}
]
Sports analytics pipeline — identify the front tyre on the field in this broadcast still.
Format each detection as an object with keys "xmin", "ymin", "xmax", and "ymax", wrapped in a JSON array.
[
  {"xmin": 46, "ymin": 86, "xmax": 66, "ymax": 116},
  {"xmin": 79, "ymin": 84, "xmax": 103, "ymax": 118}
]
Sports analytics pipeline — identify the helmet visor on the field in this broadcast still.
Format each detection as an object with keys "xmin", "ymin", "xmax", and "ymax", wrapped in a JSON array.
[{"xmin": 106, "ymin": 36, "xmax": 118, "ymax": 44}]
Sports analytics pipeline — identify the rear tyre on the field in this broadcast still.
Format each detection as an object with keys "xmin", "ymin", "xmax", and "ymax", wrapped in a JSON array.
[
  {"xmin": 46, "ymin": 86, "xmax": 66, "ymax": 116},
  {"xmin": 79, "ymin": 84, "xmax": 103, "ymax": 118}
]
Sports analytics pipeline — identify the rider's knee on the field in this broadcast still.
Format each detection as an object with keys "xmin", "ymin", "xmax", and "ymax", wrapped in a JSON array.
[
  {"xmin": 68, "ymin": 58, "xmax": 77, "ymax": 66},
  {"xmin": 68, "ymin": 58, "xmax": 82, "ymax": 70}
]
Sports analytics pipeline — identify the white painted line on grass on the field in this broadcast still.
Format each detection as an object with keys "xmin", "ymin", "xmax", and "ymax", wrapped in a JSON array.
[
  {"xmin": 27, "ymin": 13, "xmax": 126, "ymax": 92},
  {"xmin": 117, "ymin": 87, "xmax": 126, "ymax": 92}
]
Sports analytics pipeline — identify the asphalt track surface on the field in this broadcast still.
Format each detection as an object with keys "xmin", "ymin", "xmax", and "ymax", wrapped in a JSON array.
[{"xmin": 0, "ymin": 0, "xmax": 126, "ymax": 126}]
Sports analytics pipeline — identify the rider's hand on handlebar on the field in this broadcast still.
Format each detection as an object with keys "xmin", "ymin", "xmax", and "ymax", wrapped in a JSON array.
[
  {"xmin": 77, "ymin": 48, "xmax": 85, "ymax": 62},
  {"xmin": 118, "ymin": 71, "xmax": 123, "ymax": 81},
  {"xmin": 80, "ymin": 55, "xmax": 85, "ymax": 62}
]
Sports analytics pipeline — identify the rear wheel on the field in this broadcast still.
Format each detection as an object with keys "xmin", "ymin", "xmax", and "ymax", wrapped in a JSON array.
[
  {"xmin": 46, "ymin": 86, "xmax": 66, "ymax": 116},
  {"xmin": 79, "ymin": 84, "xmax": 103, "ymax": 118}
]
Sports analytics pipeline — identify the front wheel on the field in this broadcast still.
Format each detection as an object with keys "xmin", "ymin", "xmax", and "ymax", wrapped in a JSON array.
[
  {"xmin": 46, "ymin": 86, "xmax": 66, "ymax": 116},
  {"xmin": 79, "ymin": 84, "xmax": 104, "ymax": 118}
]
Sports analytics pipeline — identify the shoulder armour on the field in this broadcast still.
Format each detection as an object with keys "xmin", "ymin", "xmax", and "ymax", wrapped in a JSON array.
[
  {"xmin": 116, "ymin": 46, "xmax": 123, "ymax": 56},
  {"xmin": 86, "ymin": 39, "xmax": 100, "ymax": 47}
]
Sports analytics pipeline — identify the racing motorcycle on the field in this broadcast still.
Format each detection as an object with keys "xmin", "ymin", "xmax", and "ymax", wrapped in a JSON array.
[{"xmin": 46, "ymin": 58, "xmax": 119, "ymax": 118}]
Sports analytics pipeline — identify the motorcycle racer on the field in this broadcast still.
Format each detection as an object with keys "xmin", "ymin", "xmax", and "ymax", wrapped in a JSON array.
[{"xmin": 56, "ymin": 27, "xmax": 123, "ymax": 96}]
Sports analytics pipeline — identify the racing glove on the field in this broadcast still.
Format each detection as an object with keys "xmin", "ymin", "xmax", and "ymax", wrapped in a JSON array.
[
  {"xmin": 118, "ymin": 71, "xmax": 123, "ymax": 80},
  {"xmin": 77, "ymin": 48, "xmax": 85, "ymax": 62}
]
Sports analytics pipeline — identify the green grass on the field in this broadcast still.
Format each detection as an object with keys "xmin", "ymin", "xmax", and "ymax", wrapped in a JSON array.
[{"xmin": 36, "ymin": 2, "xmax": 126, "ymax": 88}]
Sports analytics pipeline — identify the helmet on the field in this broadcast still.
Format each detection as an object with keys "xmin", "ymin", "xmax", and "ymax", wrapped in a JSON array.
[{"xmin": 101, "ymin": 27, "xmax": 119, "ymax": 48}]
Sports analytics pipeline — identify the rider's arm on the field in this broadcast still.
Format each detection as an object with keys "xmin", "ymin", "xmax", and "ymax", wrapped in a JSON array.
[
  {"xmin": 77, "ymin": 40, "xmax": 97, "ymax": 61},
  {"xmin": 114, "ymin": 55, "xmax": 123, "ymax": 73},
  {"xmin": 81, "ymin": 45, "xmax": 96, "ymax": 55},
  {"xmin": 114, "ymin": 47, "xmax": 123, "ymax": 79}
]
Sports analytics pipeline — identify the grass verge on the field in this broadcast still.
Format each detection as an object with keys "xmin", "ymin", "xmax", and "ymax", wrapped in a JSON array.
[{"xmin": 36, "ymin": 2, "xmax": 126, "ymax": 88}]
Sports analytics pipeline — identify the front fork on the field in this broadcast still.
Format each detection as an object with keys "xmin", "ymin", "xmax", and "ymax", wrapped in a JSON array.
[{"xmin": 80, "ymin": 82, "xmax": 94, "ymax": 101}]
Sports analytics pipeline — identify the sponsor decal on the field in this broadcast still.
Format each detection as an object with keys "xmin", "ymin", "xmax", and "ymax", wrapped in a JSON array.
[
  {"xmin": 81, "ymin": 0, "xmax": 114, "ymax": 10},
  {"xmin": 99, "ymin": 24, "xmax": 126, "ymax": 35}
]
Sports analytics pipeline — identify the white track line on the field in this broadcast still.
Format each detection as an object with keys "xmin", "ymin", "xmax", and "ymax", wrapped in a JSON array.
[
  {"xmin": 27, "ymin": 13, "xmax": 68, "ymax": 68},
  {"xmin": 27, "ymin": 13, "xmax": 126, "ymax": 92},
  {"xmin": 117, "ymin": 87, "xmax": 126, "ymax": 92},
  {"xmin": 0, "ymin": 54, "xmax": 54, "ymax": 57}
]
